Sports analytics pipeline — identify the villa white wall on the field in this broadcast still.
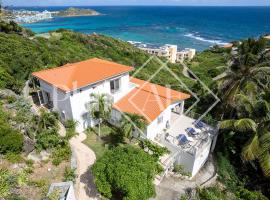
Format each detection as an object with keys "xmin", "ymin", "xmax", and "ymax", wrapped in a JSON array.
[
  {"xmin": 174, "ymin": 137, "xmax": 213, "ymax": 177},
  {"xmin": 39, "ymin": 73, "xmax": 131, "ymax": 132},
  {"xmin": 68, "ymin": 73, "xmax": 131, "ymax": 132},
  {"xmin": 146, "ymin": 101, "xmax": 183, "ymax": 140},
  {"xmin": 175, "ymin": 150, "xmax": 195, "ymax": 174},
  {"xmin": 191, "ymin": 137, "xmax": 212, "ymax": 176},
  {"xmin": 39, "ymin": 80, "xmax": 73, "ymax": 120}
]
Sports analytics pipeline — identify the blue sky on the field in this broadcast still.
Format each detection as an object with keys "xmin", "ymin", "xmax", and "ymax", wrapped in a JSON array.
[{"xmin": 3, "ymin": 0, "xmax": 270, "ymax": 6}]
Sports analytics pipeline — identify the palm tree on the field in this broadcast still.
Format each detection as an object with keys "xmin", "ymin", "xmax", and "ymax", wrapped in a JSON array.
[
  {"xmin": 217, "ymin": 38, "xmax": 270, "ymax": 108},
  {"xmin": 120, "ymin": 112, "xmax": 147, "ymax": 141},
  {"xmin": 220, "ymin": 93, "xmax": 270, "ymax": 176},
  {"xmin": 88, "ymin": 93, "xmax": 112, "ymax": 138}
]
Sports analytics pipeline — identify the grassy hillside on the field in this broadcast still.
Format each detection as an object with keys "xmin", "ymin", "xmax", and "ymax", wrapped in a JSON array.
[
  {"xmin": 187, "ymin": 47, "xmax": 230, "ymax": 86},
  {"xmin": 0, "ymin": 23, "xmax": 193, "ymax": 93}
]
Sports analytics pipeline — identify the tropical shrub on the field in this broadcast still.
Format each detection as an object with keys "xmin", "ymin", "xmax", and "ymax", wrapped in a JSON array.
[
  {"xmin": 92, "ymin": 146, "xmax": 162, "ymax": 200},
  {"xmin": 64, "ymin": 167, "xmax": 76, "ymax": 182},
  {"xmin": 64, "ymin": 119, "xmax": 78, "ymax": 139},
  {"xmin": 51, "ymin": 144, "xmax": 71, "ymax": 166},
  {"xmin": 0, "ymin": 20, "xmax": 34, "ymax": 36},
  {"xmin": 0, "ymin": 168, "xmax": 30, "ymax": 199},
  {"xmin": 16, "ymin": 170, "xmax": 28, "ymax": 186},
  {"xmin": 0, "ymin": 125, "xmax": 23, "ymax": 154},
  {"xmin": 48, "ymin": 189, "xmax": 60, "ymax": 200},
  {"xmin": 35, "ymin": 129, "xmax": 61, "ymax": 150},
  {"xmin": 216, "ymin": 152, "xmax": 240, "ymax": 191},
  {"xmin": 4, "ymin": 153, "xmax": 24, "ymax": 163},
  {"xmin": 0, "ymin": 169, "xmax": 11, "ymax": 198},
  {"xmin": 236, "ymin": 188, "xmax": 268, "ymax": 200},
  {"xmin": 139, "ymin": 139, "xmax": 170, "ymax": 159},
  {"xmin": 198, "ymin": 186, "xmax": 232, "ymax": 200}
]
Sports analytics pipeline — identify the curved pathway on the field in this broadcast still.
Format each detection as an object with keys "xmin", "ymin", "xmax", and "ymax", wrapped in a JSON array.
[{"xmin": 69, "ymin": 133, "xmax": 99, "ymax": 200}]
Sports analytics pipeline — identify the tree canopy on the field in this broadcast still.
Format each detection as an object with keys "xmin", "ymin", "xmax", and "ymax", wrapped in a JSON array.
[{"xmin": 91, "ymin": 146, "xmax": 162, "ymax": 200}]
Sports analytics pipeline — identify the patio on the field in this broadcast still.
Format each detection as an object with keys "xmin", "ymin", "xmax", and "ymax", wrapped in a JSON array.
[
  {"xmin": 155, "ymin": 112, "xmax": 217, "ymax": 155},
  {"xmin": 154, "ymin": 112, "xmax": 218, "ymax": 181}
]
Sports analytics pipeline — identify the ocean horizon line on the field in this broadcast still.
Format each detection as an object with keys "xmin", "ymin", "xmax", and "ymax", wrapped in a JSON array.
[{"xmin": 11, "ymin": 5, "xmax": 270, "ymax": 8}]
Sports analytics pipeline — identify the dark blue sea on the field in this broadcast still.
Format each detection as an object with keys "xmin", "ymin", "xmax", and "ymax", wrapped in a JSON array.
[{"xmin": 18, "ymin": 6, "xmax": 270, "ymax": 51}]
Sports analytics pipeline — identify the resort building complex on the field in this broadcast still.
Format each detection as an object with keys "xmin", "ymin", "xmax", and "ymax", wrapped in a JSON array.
[
  {"xmin": 32, "ymin": 58, "xmax": 217, "ymax": 178},
  {"xmin": 13, "ymin": 10, "xmax": 53, "ymax": 23},
  {"xmin": 138, "ymin": 44, "xmax": 196, "ymax": 63}
]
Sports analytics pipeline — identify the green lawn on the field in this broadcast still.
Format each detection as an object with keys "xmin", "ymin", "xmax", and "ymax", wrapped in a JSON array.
[
  {"xmin": 83, "ymin": 123, "xmax": 140, "ymax": 159},
  {"xmin": 83, "ymin": 124, "xmax": 116, "ymax": 159}
]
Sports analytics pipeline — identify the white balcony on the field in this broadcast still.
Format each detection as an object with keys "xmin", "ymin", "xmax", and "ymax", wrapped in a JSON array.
[
  {"xmin": 155, "ymin": 112, "xmax": 217, "ymax": 155},
  {"xmin": 154, "ymin": 112, "xmax": 218, "ymax": 178}
]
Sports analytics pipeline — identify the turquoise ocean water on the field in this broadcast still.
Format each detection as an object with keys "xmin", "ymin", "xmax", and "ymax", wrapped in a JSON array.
[{"xmin": 20, "ymin": 6, "xmax": 270, "ymax": 51}]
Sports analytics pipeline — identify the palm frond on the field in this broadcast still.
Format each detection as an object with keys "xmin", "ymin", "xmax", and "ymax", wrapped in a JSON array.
[
  {"xmin": 234, "ymin": 94, "xmax": 254, "ymax": 113},
  {"xmin": 251, "ymin": 66, "xmax": 270, "ymax": 74},
  {"xmin": 259, "ymin": 152, "xmax": 270, "ymax": 177},
  {"xmin": 242, "ymin": 82, "xmax": 257, "ymax": 100},
  {"xmin": 219, "ymin": 120, "xmax": 235, "ymax": 130},
  {"xmin": 234, "ymin": 118, "xmax": 257, "ymax": 132},
  {"xmin": 258, "ymin": 131, "xmax": 270, "ymax": 156},
  {"xmin": 242, "ymin": 134, "xmax": 259, "ymax": 161}
]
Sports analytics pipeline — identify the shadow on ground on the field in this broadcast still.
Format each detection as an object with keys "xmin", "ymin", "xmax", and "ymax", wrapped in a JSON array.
[{"xmin": 80, "ymin": 168, "xmax": 99, "ymax": 199}]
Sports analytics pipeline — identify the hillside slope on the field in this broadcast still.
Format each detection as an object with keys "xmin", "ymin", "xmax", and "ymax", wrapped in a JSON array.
[{"xmin": 0, "ymin": 25, "xmax": 194, "ymax": 93}]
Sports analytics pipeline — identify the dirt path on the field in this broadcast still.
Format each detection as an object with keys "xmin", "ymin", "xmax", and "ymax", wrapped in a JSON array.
[{"xmin": 69, "ymin": 133, "xmax": 99, "ymax": 200}]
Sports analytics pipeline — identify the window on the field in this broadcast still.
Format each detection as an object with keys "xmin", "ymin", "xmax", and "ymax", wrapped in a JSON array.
[
  {"xmin": 157, "ymin": 115, "xmax": 163, "ymax": 124},
  {"xmin": 61, "ymin": 111, "xmax": 66, "ymax": 121},
  {"xmin": 110, "ymin": 78, "xmax": 120, "ymax": 93}
]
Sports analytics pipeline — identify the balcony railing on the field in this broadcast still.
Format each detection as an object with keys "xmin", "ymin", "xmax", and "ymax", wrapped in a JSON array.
[{"xmin": 185, "ymin": 111, "xmax": 218, "ymax": 128}]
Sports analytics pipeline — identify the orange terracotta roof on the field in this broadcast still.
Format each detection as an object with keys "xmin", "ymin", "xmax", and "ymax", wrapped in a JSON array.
[
  {"xmin": 130, "ymin": 77, "xmax": 190, "ymax": 101},
  {"xmin": 113, "ymin": 77, "xmax": 190, "ymax": 123},
  {"xmin": 32, "ymin": 58, "xmax": 133, "ymax": 92}
]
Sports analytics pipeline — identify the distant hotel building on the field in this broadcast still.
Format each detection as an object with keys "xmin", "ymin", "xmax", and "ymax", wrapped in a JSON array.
[{"xmin": 137, "ymin": 44, "xmax": 196, "ymax": 63}]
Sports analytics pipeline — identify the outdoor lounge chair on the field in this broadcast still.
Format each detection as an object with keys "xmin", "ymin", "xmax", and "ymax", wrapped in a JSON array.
[
  {"xmin": 194, "ymin": 120, "xmax": 205, "ymax": 129},
  {"xmin": 186, "ymin": 127, "xmax": 198, "ymax": 136},
  {"xmin": 177, "ymin": 134, "xmax": 191, "ymax": 148}
]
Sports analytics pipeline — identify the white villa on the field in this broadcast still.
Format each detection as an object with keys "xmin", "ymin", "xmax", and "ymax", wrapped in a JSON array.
[{"xmin": 32, "ymin": 58, "xmax": 218, "ymax": 178}]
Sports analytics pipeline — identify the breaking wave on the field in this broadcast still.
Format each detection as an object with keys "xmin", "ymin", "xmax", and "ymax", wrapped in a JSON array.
[{"xmin": 184, "ymin": 33, "xmax": 228, "ymax": 45}]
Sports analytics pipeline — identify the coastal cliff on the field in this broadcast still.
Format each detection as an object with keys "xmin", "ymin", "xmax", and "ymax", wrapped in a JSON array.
[{"xmin": 55, "ymin": 7, "xmax": 101, "ymax": 17}]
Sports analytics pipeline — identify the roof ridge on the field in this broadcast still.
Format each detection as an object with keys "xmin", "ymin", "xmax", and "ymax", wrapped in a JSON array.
[
  {"xmin": 131, "ymin": 77, "xmax": 190, "ymax": 100},
  {"xmin": 32, "ymin": 58, "xmax": 99, "ymax": 75},
  {"xmin": 32, "ymin": 58, "xmax": 134, "ymax": 92},
  {"xmin": 135, "ymin": 86, "xmax": 169, "ymax": 100},
  {"xmin": 32, "ymin": 57, "xmax": 132, "ymax": 75},
  {"xmin": 32, "ymin": 63, "xmax": 71, "ymax": 74}
]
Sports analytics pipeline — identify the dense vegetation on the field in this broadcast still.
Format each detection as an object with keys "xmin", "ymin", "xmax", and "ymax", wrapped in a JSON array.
[
  {"xmin": 202, "ymin": 38, "xmax": 270, "ymax": 199},
  {"xmin": 92, "ymin": 146, "xmax": 162, "ymax": 200},
  {"xmin": 0, "ymin": 106, "xmax": 23, "ymax": 154},
  {"xmin": 0, "ymin": 94, "xmax": 73, "ymax": 199}
]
